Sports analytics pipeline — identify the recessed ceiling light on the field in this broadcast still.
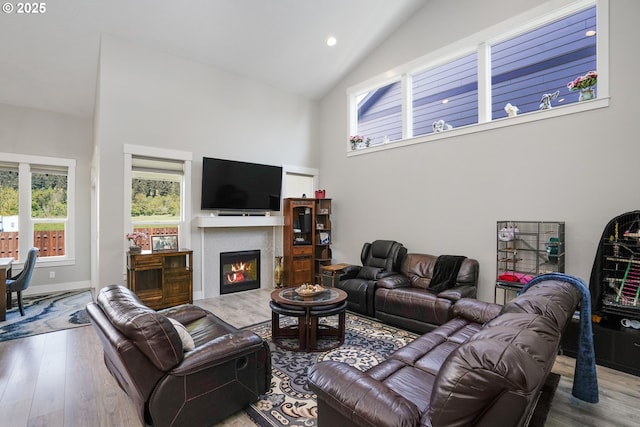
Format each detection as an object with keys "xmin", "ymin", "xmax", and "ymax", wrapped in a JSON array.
[
  {"xmin": 442, "ymin": 99, "xmax": 449, "ymax": 104},
  {"xmin": 326, "ymin": 36, "xmax": 337, "ymax": 47},
  {"xmin": 585, "ymin": 30, "xmax": 596, "ymax": 37}
]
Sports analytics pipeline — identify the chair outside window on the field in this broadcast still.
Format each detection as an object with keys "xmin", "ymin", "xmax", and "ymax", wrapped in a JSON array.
[{"xmin": 6, "ymin": 247, "xmax": 39, "ymax": 316}]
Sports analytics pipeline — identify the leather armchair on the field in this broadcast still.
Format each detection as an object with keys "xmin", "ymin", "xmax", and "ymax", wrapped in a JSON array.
[
  {"xmin": 335, "ymin": 240, "xmax": 406, "ymax": 316},
  {"xmin": 87, "ymin": 285, "xmax": 271, "ymax": 427}
]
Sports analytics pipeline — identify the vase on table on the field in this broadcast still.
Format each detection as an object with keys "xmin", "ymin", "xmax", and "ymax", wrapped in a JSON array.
[
  {"xmin": 274, "ymin": 256, "xmax": 283, "ymax": 288},
  {"xmin": 579, "ymin": 87, "xmax": 595, "ymax": 101},
  {"xmin": 129, "ymin": 245, "xmax": 142, "ymax": 254}
]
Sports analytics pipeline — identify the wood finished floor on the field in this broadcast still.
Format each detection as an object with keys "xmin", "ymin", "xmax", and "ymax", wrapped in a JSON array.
[{"xmin": 0, "ymin": 287, "xmax": 638, "ymax": 427}]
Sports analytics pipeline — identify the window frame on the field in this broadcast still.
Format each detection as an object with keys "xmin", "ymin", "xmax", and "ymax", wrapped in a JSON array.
[
  {"xmin": 123, "ymin": 145, "xmax": 192, "ymax": 253},
  {"xmin": 0, "ymin": 152, "xmax": 76, "ymax": 267},
  {"xmin": 346, "ymin": 0, "xmax": 608, "ymax": 156}
]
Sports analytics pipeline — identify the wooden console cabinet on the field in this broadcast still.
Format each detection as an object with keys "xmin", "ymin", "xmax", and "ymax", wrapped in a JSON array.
[{"xmin": 127, "ymin": 249, "xmax": 193, "ymax": 309}]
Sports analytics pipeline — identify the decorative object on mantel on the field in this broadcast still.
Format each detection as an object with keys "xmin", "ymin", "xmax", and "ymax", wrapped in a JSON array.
[
  {"xmin": 274, "ymin": 256, "xmax": 283, "ymax": 288},
  {"xmin": 315, "ymin": 189, "xmax": 326, "ymax": 199},
  {"xmin": 567, "ymin": 70, "xmax": 597, "ymax": 101},
  {"xmin": 539, "ymin": 90, "xmax": 559, "ymax": 110},
  {"xmin": 126, "ymin": 231, "xmax": 147, "ymax": 254},
  {"xmin": 504, "ymin": 103, "xmax": 519, "ymax": 117},
  {"xmin": 349, "ymin": 135, "xmax": 370, "ymax": 150},
  {"xmin": 432, "ymin": 119, "xmax": 453, "ymax": 132}
]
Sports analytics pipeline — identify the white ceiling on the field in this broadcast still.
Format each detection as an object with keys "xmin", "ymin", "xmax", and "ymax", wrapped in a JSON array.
[{"xmin": 0, "ymin": 0, "xmax": 426, "ymax": 118}]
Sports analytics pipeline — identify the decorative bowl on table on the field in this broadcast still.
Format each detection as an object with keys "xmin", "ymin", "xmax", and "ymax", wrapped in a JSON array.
[{"xmin": 295, "ymin": 284, "xmax": 325, "ymax": 297}]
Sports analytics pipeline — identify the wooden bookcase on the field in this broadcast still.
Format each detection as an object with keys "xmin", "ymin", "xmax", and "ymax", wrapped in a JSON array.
[
  {"xmin": 127, "ymin": 249, "xmax": 193, "ymax": 309},
  {"xmin": 283, "ymin": 198, "xmax": 315, "ymax": 287},
  {"xmin": 314, "ymin": 198, "xmax": 333, "ymax": 284}
]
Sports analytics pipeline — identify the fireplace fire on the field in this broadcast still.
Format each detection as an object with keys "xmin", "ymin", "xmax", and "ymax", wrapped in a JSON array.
[{"xmin": 220, "ymin": 250, "xmax": 260, "ymax": 294}]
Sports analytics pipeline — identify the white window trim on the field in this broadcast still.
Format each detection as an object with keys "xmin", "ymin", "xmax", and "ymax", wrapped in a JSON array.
[
  {"xmin": 123, "ymin": 144, "xmax": 193, "ymax": 252},
  {"xmin": 347, "ymin": 0, "xmax": 608, "ymax": 156},
  {"xmin": 1, "ymin": 152, "xmax": 76, "ymax": 267}
]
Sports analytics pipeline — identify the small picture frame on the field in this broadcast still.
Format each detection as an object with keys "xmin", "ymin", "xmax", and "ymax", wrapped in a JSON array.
[{"xmin": 151, "ymin": 235, "xmax": 178, "ymax": 252}]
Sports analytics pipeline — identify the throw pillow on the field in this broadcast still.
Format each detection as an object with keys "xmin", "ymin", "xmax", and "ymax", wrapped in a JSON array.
[{"xmin": 168, "ymin": 317, "xmax": 195, "ymax": 351}]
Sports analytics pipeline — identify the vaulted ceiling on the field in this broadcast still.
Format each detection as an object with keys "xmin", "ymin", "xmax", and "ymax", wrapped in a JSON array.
[{"xmin": 0, "ymin": 0, "xmax": 426, "ymax": 117}]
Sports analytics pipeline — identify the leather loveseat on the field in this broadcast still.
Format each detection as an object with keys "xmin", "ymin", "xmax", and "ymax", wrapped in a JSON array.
[
  {"xmin": 308, "ymin": 276, "xmax": 582, "ymax": 427},
  {"xmin": 87, "ymin": 285, "xmax": 271, "ymax": 427},
  {"xmin": 375, "ymin": 253, "xmax": 479, "ymax": 333}
]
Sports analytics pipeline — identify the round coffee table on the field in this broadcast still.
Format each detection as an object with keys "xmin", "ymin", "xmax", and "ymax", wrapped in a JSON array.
[{"xmin": 270, "ymin": 287, "xmax": 347, "ymax": 352}]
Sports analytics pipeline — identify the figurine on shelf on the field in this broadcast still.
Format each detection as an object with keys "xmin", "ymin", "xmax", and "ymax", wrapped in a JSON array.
[{"xmin": 539, "ymin": 90, "xmax": 559, "ymax": 110}]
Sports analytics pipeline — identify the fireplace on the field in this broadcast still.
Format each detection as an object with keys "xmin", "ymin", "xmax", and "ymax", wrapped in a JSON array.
[{"xmin": 220, "ymin": 250, "xmax": 261, "ymax": 294}]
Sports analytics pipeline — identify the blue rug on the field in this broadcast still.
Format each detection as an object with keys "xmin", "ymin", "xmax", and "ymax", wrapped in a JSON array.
[{"xmin": 0, "ymin": 290, "xmax": 92, "ymax": 341}]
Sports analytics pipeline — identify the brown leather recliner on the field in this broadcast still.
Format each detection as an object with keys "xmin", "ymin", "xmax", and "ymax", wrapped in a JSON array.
[
  {"xmin": 86, "ymin": 284, "xmax": 271, "ymax": 427},
  {"xmin": 375, "ymin": 253, "xmax": 479, "ymax": 333}
]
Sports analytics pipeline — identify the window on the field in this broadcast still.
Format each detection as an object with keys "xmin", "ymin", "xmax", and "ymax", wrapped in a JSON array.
[
  {"xmin": 124, "ymin": 146, "xmax": 192, "ymax": 252},
  {"xmin": 491, "ymin": 6, "xmax": 596, "ymax": 117},
  {"xmin": 0, "ymin": 154, "xmax": 75, "ymax": 263},
  {"xmin": 347, "ymin": 0, "xmax": 605, "ymax": 153},
  {"xmin": 412, "ymin": 52, "xmax": 478, "ymax": 136}
]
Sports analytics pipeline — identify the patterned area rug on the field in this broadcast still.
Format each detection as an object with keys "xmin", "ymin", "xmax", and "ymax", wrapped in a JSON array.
[
  {"xmin": 244, "ymin": 313, "xmax": 560, "ymax": 427},
  {"xmin": 0, "ymin": 290, "xmax": 92, "ymax": 341},
  {"xmin": 245, "ymin": 313, "xmax": 418, "ymax": 427}
]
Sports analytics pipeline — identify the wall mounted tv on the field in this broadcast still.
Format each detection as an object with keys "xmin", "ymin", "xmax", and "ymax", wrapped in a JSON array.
[{"xmin": 201, "ymin": 157, "xmax": 283, "ymax": 212}]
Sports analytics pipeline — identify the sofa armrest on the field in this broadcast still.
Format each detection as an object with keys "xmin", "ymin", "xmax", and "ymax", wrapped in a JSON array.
[
  {"xmin": 308, "ymin": 361, "xmax": 420, "ymax": 427},
  {"xmin": 376, "ymin": 274, "xmax": 411, "ymax": 290},
  {"xmin": 170, "ymin": 330, "xmax": 265, "ymax": 376},
  {"xmin": 437, "ymin": 284, "xmax": 477, "ymax": 302},
  {"xmin": 337, "ymin": 265, "xmax": 361, "ymax": 281},
  {"xmin": 453, "ymin": 298, "xmax": 502, "ymax": 324}
]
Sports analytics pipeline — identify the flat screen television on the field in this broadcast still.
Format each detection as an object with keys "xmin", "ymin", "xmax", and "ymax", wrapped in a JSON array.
[{"xmin": 201, "ymin": 157, "xmax": 282, "ymax": 212}]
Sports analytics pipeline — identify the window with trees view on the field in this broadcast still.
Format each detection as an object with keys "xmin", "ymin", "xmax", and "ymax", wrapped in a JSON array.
[
  {"xmin": 0, "ymin": 155, "xmax": 75, "ymax": 262},
  {"xmin": 130, "ymin": 156, "xmax": 184, "ymax": 250}
]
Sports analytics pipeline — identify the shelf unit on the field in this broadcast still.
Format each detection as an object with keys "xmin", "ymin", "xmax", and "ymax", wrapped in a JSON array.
[
  {"xmin": 283, "ymin": 198, "xmax": 316, "ymax": 287},
  {"xmin": 314, "ymin": 198, "xmax": 333, "ymax": 284},
  {"xmin": 127, "ymin": 249, "xmax": 193, "ymax": 309},
  {"xmin": 495, "ymin": 221, "xmax": 565, "ymax": 303}
]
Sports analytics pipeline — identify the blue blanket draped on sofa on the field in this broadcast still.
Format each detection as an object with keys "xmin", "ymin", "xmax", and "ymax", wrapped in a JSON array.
[{"xmin": 520, "ymin": 272, "xmax": 599, "ymax": 403}]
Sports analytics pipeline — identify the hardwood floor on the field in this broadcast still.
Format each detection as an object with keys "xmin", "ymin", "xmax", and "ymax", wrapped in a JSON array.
[{"xmin": 0, "ymin": 287, "xmax": 638, "ymax": 427}]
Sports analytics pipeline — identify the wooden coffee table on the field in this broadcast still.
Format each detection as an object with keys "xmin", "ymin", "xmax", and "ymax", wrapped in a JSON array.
[{"xmin": 270, "ymin": 287, "xmax": 347, "ymax": 352}]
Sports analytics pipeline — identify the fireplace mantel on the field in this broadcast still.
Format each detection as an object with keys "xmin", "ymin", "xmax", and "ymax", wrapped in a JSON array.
[{"xmin": 195, "ymin": 215, "xmax": 284, "ymax": 228}]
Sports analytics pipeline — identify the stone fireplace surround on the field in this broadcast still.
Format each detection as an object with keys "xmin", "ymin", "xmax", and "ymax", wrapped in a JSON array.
[{"xmin": 195, "ymin": 215, "xmax": 284, "ymax": 298}]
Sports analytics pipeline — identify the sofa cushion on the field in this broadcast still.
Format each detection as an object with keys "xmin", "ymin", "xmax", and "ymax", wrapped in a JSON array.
[{"xmin": 168, "ymin": 317, "xmax": 195, "ymax": 351}]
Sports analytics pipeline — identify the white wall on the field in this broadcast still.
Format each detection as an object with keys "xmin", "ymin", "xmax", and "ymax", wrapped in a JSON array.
[
  {"xmin": 317, "ymin": 0, "xmax": 640, "ymax": 302},
  {"xmin": 0, "ymin": 103, "xmax": 93, "ymax": 293},
  {"xmin": 94, "ymin": 35, "xmax": 319, "ymax": 291}
]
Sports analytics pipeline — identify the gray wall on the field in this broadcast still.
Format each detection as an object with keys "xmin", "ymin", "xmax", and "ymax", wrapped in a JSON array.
[
  {"xmin": 94, "ymin": 35, "xmax": 319, "ymax": 290},
  {"xmin": 0, "ymin": 103, "xmax": 93, "ymax": 293},
  {"xmin": 317, "ymin": 0, "xmax": 640, "ymax": 302}
]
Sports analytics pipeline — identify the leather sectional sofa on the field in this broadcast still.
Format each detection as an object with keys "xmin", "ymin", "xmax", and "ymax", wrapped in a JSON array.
[
  {"xmin": 375, "ymin": 253, "xmax": 479, "ymax": 333},
  {"xmin": 87, "ymin": 285, "xmax": 271, "ymax": 427},
  {"xmin": 308, "ymin": 276, "xmax": 582, "ymax": 427}
]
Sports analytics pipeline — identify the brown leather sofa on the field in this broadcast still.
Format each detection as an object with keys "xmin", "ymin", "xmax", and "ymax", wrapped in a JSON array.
[
  {"xmin": 308, "ymin": 277, "xmax": 581, "ymax": 427},
  {"xmin": 87, "ymin": 285, "xmax": 271, "ymax": 427},
  {"xmin": 375, "ymin": 253, "xmax": 479, "ymax": 333}
]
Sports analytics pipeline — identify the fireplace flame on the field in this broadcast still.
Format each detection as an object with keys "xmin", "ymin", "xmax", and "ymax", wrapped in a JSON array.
[{"xmin": 226, "ymin": 261, "xmax": 251, "ymax": 284}]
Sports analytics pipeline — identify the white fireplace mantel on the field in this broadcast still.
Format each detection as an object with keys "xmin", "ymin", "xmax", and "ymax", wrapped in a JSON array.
[
  {"xmin": 195, "ymin": 215, "xmax": 284, "ymax": 228},
  {"xmin": 195, "ymin": 215, "xmax": 284, "ymax": 300}
]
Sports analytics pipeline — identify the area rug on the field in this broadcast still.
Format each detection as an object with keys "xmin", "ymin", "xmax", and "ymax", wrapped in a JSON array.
[
  {"xmin": 0, "ymin": 290, "xmax": 92, "ymax": 342},
  {"xmin": 244, "ymin": 313, "xmax": 560, "ymax": 427}
]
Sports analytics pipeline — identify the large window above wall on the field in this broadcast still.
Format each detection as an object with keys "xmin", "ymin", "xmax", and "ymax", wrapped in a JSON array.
[
  {"xmin": 0, "ymin": 154, "xmax": 75, "ymax": 264},
  {"xmin": 491, "ymin": 5, "xmax": 596, "ymax": 118},
  {"xmin": 347, "ymin": 0, "xmax": 607, "ymax": 155}
]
